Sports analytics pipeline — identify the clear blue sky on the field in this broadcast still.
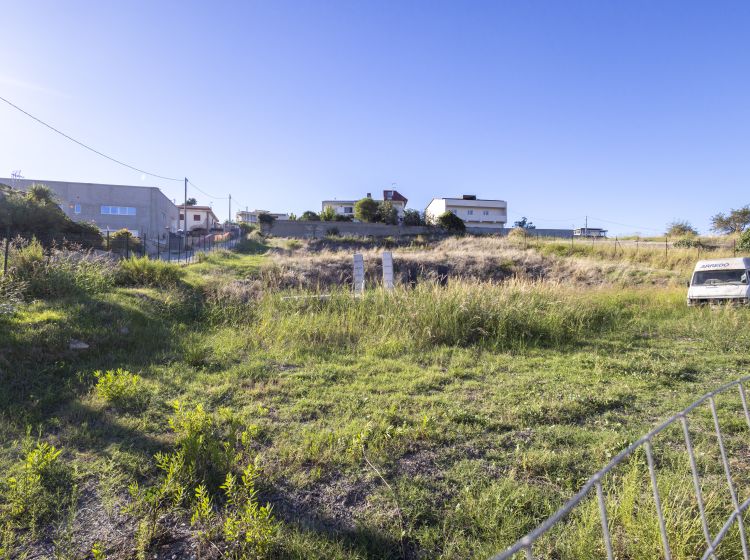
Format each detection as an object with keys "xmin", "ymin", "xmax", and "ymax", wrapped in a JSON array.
[{"xmin": 2, "ymin": 0, "xmax": 748, "ymax": 234}]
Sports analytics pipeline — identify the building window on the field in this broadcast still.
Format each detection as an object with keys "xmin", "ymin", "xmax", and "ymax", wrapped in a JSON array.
[
  {"xmin": 467, "ymin": 209, "xmax": 474, "ymax": 215},
  {"xmin": 193, "ymin": 214, "xmax": 201, "ymax": 221},
  {"xmin": 483, "ymin": 210, "xmax": 489, "ymax": 216},
  {"xmin": 179, "ymin": 213, "xmax": 185, "ymax": 220},
  {"xmin": 101, "ymin": 206, "xmax": 136, "ymax": 216},
  {"xmin": 344, "ymin": 207, "xmax": 353, "ymax": 214},
  {"xmin": 74, "ymin": 203, "xmax": 81, "ymax": 214}
]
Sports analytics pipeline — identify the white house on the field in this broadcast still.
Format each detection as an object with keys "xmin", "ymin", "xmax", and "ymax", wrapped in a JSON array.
[
  {"xmin": 425, "ymin": 195, "xmax": 507, "ymax": 229},
  {"xmin": 236, "ymin": 209, "xmax": 289, "ymax": 224},
  {"xmin": 322, "ymin": 190, "xmax": 409, "ymax": 219},
  {"xmin": 178, "ymin": 205, "xmax": 221, "ymax": 232},
  {"xmin": 321, "ymin": 199, "xmax": 357, "ymax": 217}
]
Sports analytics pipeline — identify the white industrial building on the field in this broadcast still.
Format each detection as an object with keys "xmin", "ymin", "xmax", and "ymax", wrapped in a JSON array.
[{"xmin": 425, "ymin": 195, "xmax": 507, "ymax": 229}]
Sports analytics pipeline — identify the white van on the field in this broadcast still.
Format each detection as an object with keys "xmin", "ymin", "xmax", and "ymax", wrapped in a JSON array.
[{"xmin": 687, "ymin": 258, "xmax": 750, "ymax": 306}]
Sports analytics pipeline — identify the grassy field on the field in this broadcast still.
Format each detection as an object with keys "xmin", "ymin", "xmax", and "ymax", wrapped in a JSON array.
[{"xmin": 1, "ymin": 234, "xmax": 749, "ymax": 559}]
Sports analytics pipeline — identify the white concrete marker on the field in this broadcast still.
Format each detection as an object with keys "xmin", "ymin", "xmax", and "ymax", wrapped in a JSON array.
[
  {"xmin": 382, "ymin": 251, "xmax": 394, "ymax": 290},
  {"xmin": 353, "ymin": 253, "xmax": 365, "ymax": 294}
]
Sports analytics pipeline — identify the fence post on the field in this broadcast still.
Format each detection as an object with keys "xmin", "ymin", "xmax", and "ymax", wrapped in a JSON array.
[
  {"xmin": 167, "ymin": 234, "xmax": 171, "ymax": 262},
  {"xmin": 3, "ymin": 227, "xmax": 10, "ymax": 276},
  {"xmin": 125, "ymin": 233, "xmax": 130, "ymax": 259},
  {"xmin": 106, "ymin": 230, "xmax": 110, "ymax": 252}
]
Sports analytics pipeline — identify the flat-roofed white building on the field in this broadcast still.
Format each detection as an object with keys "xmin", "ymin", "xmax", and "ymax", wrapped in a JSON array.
[
  {"xmin": 425, "ymin": 195, "xmax": 507, "ymax": 229},
  {"xmin": 236, "ymin": 209, "xmax": 289, "ymax": 224}
]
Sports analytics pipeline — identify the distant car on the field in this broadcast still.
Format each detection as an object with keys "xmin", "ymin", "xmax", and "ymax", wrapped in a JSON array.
[{"xmin": 687, "ymin": 258, "xmax": 750, "ymax": 306}]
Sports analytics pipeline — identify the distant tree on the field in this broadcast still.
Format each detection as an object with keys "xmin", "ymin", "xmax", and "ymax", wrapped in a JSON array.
[
  {"xmin": 402, "ymin": 209, "xmax": 424, "ymax": 226},
  {"xmin": 376, "ymin": 201, "xmax": 399, "ymax": 225},
  {"xmin": 238, "ymin": 222, "xmax": 255, "ymax": 234},
  {"xmin": 288, "ymin": 213, "xmax": 297, "ymax": 221},
  {"xmin": 320, "ymin": 206, "xmax": 338, "ymax": 221},
  {"xmin": 513, "ymin": 217, "xmax": 536, "ymax": 229},
  {"xmin": 712, "ymin": 206, "xmax": 750, "ymax": 234},
  {"xmin": 666, "ymin": 220, "xmax": 698, "ymax": 237},
  {"xmin": 300, "ymin": 211, "xmax": 320, "ymax": 221},
  {"xmin": 185, "ymin": 197, "xmax": 198, "ymax": 206},
  {"xmin": 738, "ymin": 229, "xmax": 750, "ymax": 251},
  {"xmin": 257, "ymin": 212, "xmax": 276, "ymax": 226},
  {"xmin": 436, "ymin": 211, "xmax": 466, "ymax": 233},
  {"xmin": 354, "ymin": 197, "xmax": 379, "ymax": 223}
]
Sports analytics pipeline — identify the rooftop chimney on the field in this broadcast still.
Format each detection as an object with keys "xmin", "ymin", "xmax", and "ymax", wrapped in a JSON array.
[
  {"xmin": 462, "ymin": 194, "xmax": 477, "ymax": 200},
  {"xmin": 366, "ymin": 192, "xmax": 372, "ymax": 198}
]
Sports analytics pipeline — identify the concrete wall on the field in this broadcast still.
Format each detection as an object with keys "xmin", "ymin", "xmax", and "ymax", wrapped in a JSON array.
[
  {"xmin": 264, "ymin": 221, "xmax": 574, "ymax": 239},
  {"xmin": 496, "ymin": 228, "xmax": 574, "ymax": 238},
  {"xmin": 3, "ymin": 178, "xmax": 179, "ymax": 236},
  {"xmin": 264, "ymin": 220, "xmax": 431, "ymax": 238}
]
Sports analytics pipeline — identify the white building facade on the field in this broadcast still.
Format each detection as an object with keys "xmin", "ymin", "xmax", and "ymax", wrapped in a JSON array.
[
  {"xmin": 236, "ymin": 210, "xmax": 289, "ymax": 224},
  {"xmin": 177, "ymin": 205, "xmax": 221, "ymax": 232},
  {"xmin": 322, "ymin": 190, "xmax": 409, "ymax": 219},
  {"xmin": 425, "ymin": 195, "xmax": 507, "ymax": 230}
]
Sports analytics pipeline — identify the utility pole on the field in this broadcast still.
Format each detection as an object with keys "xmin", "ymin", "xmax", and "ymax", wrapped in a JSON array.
[{"xmin": 183, "ymin": 177, "xmax": 188, "ymax": 234}]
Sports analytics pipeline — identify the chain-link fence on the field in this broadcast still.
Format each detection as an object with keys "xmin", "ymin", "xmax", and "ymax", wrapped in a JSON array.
[{"xmin": 2, "ymin": 226, "xmax": 243, "ymax": 274}]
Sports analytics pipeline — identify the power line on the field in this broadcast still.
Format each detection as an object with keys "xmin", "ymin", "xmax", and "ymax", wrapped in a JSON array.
[
  {"xmin": 187, "ymin": 179, "xmax": 229, "ymax": 200},
  {"xmin": 587, "ymin": 215, "xmax": 662, "ymax": 233},
  {"xmin": 0, "ymin": 94, "xmax": 182, "ymax": 182}
]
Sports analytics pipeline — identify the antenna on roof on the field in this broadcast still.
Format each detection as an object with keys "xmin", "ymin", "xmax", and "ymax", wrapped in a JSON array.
[{"xmin": 10, "ymin": 170, "xmax": 23, "ymax": 189}]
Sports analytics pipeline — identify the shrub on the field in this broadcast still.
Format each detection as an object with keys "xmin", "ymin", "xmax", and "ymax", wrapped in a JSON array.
[
  {"xmin": 2, "ymin": 441, "xmax": 73, "ymax": 531},
  {"xmin": 127, "ymin": 403, "xmax": 276, "ymax": 557},
  {"xmin": 320, "ymin": 206, "xmax": 338, "ymax": 222},
  {"xmin": 235, "ymin": 235, "xmax": 268, "ymax": 255},
  {"xmin": 116, "ymin": 256, "xmax": 184, "ymax": 287},
  {"xmin": 436, "ymin": 211, "xmax": 466, "ymax": 233},
  {"xmin": 94, "ymin": 369, "xmax": 145, "ymax": 410},
  {"xmin": 376, "ymin": 201, "xmax": 398, "ymax": 225},
  {"xmin": 7, "ymin": 238, "xmax": 116, "ymax": 299},
  {"xmin": 673, "ymin": 237, "xmax": 701, "ymax": 249},
  {"xmin": 507, "ymin": 227, "xmax": 527, "ymax": 239},
  {"xmin": 299, "ymin": 211, "xmax": 320, "ymax": 221},
  {"xmin": 325, "ymin": 227, "xmax": 340, "ymax": 237},
  {"xmin": 284, "ymin": 239, "xmax": 302, "ymax": 251},
  {"xmin": 220, "ymin": 463, "xmax": 277, "ymax": 558},
  {"xmin": 109, "ymin": 229, "xmax": 141, "ymax": 254},
  {"xmin": 403, "ymin": 209, "xmax": 424, "ymax": 226},
  {"xmin": 0, "ymin": 274, "xmax": 24, "ymax": 316}
]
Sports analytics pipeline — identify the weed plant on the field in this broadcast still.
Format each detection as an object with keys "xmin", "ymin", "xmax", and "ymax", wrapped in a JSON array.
[{"xmin": 116, "ymin": 256, "xmax": 184, "ymax": 287}]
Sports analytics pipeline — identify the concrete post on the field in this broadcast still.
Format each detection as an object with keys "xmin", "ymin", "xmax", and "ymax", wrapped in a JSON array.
[
  {"xmin": 353, "ymin": 253, "xmax": 365, "ymax": 294},
  {"xmin": 382, "ymin": 251, "xmax": 394, "ymax": 290}
]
